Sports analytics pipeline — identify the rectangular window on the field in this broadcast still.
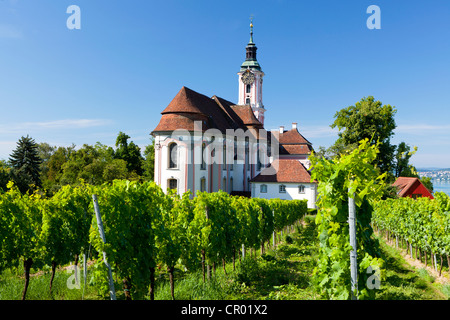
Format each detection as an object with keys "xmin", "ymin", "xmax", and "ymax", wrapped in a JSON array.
[
  {"xmin": 279, "ymin": 185, "xmax": 286, "ymax": 193},
  {"xmin": 298, "ymin": 185, "xmax": 305, "ymax": 194},
  {"xmin": 168, "ymin": 179, "xmax": 177, "ymax": 191},
  {"xmin": 260, "ymin": 184, "xmax": 267, "ymax": 193}
]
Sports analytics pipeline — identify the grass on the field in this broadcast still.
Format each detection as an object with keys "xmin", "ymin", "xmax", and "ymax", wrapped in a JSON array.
[
  {"xmin": 0, "ymin": 265, "xmax": 99, "ymax": 300},
  {"xmin": 375, "ymin": 235, "xmax": 448, "ymax": 300},
  {"xmin": 153, "ymin": 215, "xmax": 319, "ymax": 300},
  {"xmin": 1, "ymin": 214, "xmax": 448, "ymax": 300}
]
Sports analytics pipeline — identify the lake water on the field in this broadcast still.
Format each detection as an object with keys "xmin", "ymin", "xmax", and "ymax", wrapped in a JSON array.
[{"xmin": 432, "ymin": 180, "xmax": 450, "ymax": 196}]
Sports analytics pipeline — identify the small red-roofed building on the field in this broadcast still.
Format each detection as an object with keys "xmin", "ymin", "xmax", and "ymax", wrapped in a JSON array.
[{"xmin": 392, "ymin": 177, "xmax": 434, "ymax": 199}]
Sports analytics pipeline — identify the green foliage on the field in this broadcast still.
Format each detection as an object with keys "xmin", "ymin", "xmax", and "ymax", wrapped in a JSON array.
[
  {"xmin": 9, "ymin": 135, "xmax": 43, "ymax": 193},
  {"xmin": 89, "ymin": 180, "xmax": 165, "ymax": 299},
  {"xmin": 0, "ymin": 160, "xmax": 11, "ymax": 193},
  {"xmin": 34, "ymin": 132, "xmax": 155, "ymax": 194},
  {"xmin": 393, "ymin": 142, "xmax": 418, "ymax": 178},
  {"xmin": 142, "ymin": 138, "xmax": 155, "ymax": 181},
  {"xmin": 309, "ymin": 138, "xmax": 386, "ymax": 300},
  {"xmin": 435, "ymin": 191, "xmax": 450, "ymax": 212},
  {"xmin": 373, "ymin": 194, "xmax": 450, "ymax": 257},
  {"xmin": 1, "ymin": 179, "xmax": 308, "ymax": 300},
  {"xmin": 331, "ymin": 96, "xmax": 397, "ymax": 176},
  {"xmin": 114, "ymin": 132, "xmax": 144, "ymax": 176}
]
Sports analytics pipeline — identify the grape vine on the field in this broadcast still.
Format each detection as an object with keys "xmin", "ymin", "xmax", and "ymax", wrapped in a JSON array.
[{"xmin": 309, "ymin": 139, "xmax": 386, "ymax": 300}]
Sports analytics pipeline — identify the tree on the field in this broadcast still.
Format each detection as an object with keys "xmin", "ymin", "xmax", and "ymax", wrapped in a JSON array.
[
  {"xmin": 331, "ymin": 96, "xmax": 397, "ymax": 176},
  {"xmin": 142, "ymin": 138, "xmax": 155, "ymax": 181},
  {"xmin": 37, "ymin": 143, "xmax": 56, "ymax": 179},
  {"xmin": 42, "ymin": 145, "xmax": 75, "ymax": 193},
  {"xmin": 393, "ymin": 142, "xmax": 418, "ymax": 178},
  {"xmin": 9, "ymin": 135, "xmax": 43, "ymax": 193},
  {"xmin": 391, "ymin": 142, "xmax": 433, "ymax": 192},
  {"xmin": 0, "ymin": 160, "xmax": 11, "ymax": 192},
  {"xmin": 58, "ymin": 143, "xmax": 119, "ymax": 186},
  {"xmin": 114, "ymin": 132, "xmax": 144, "ymax": 176},
  {"xmin": 102, "ymin": 159, "xmax": 128, "ymax": 181}
]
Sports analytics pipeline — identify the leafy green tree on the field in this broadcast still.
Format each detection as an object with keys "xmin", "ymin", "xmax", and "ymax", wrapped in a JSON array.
[
  {"xmin": 37, "ymin": 142, "xmax": 56, "ymax": 180},
  {"xmin": 393, "ymin": 142, "xmax": 419, "ymax": 178},
  {"xmin": 114, "ymin": 132, "xmax": 144, "ymax": 176},
  {"xmin": 9, "ymin": 135, "xmax": 43, "ymax": 193},
  {"xmin": 60, "ymin": 143, "xmax": 116, "ymax": 186},
  {"xmin": 42, "ymin": 145, "xmax": 75, "ymax": 193},
  {"xmin": 0, "ymin": 160, "xmax": 11, "ymax": 192},
  {"xmin": 331, "ymin": 96, "xmax": 397, "ymax": 176},
  {"xmin": 142, "ymin": 138, "xmax": 155, "ymax": 181},
  {"xmin": 102, "ymin": 159, "xmax": 128, "ymax": 181}
]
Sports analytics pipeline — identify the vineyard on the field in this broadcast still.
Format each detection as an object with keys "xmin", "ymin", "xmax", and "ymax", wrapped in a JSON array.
[
  {"xmin": 1, "ymin": 140, "xmax": 450, "ymax": 300},
  {"xmin": 0, "ymin": 180, "xmax": 308, "ymax": 300},
  {"xmin": 373, "ymin": 192, "xmax": 450, "ymax": 276}
]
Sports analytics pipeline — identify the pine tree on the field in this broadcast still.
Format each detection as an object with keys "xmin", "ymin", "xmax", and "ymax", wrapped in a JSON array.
[{"xmin": 9, "ymin": 135, "xmax": 42, "ymax": 192}]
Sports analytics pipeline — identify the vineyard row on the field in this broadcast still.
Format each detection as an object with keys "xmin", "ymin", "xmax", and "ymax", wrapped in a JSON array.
[{"xmin": 372, "ymin": 192, "xmax": 450, "ymax": 275}]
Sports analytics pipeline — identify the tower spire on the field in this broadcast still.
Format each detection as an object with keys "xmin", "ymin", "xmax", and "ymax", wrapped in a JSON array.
[
  {"xmin": 238, "ymin": 17, "xmax": 265, "ymax": 125},
  {"xmin": 241, "ymin": 16, "xmax": 260, "ymax": 71},
  {"xmin": 249, "ymin": 16, "xmax": 254, "ymax": 44}
]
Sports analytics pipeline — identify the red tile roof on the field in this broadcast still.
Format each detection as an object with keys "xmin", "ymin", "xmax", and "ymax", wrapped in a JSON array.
[
  {"xmin": 279, "ymin": 128, "xmax": 312, "ymax": 145},
  {"xmin": 152, "ymin": 86, "xmax": 262, "ymax": 134},
  {"xmin": 230, "ymin": 105, "xmax": 263, "ymax": 127},
  {"xmin": 160, "ymin": 86, "xmax": 207, "ymax": 115},
  {"xmin": 280, "ymin": 144, "xmax": 312, "ymax": 155},
  {"xmin": 250, "ymin": 159, "xmax": 312, "ymax": 183},
  {"xmin": 271, "ymin": 128, "xmax": 313, "ymax": 155}
]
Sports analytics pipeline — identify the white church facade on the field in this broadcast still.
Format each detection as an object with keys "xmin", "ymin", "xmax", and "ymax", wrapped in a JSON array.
[{"xmin": 151, "ymin": 22, "xmax": 317, "ymax": 208}]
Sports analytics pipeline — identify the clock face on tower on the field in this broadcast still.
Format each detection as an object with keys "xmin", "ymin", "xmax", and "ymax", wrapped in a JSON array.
[{"xmin": 241, "ymin": 70, "xmax": 255, "ymax": 85}]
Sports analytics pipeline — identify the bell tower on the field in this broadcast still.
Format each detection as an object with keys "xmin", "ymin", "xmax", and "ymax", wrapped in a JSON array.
[{"xmin": 238, "ymin": 19, "xmax": 266, "ymax": 125}]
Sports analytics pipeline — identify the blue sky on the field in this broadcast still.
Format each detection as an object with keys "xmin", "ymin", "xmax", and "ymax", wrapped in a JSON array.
[{"xmin": 1, "ymin": 0, "xmax": 449, "ymax": 168}]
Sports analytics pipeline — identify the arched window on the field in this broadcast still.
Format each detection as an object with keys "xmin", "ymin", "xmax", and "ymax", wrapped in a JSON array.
[
  {"xmin": 223, "ymin": 144, "xmax": 226, "ymax": 169},
  {"xmin": 168, "ymin": 143, "xmax": 178, "ymax": 169},
  {"xmin": 201, "ymin": 143, "xmax": 206, "ymax": 170},
  {"xmin": 245, "ymin": 97, "xmax": 251, "ymax": 105},
  {"xmin": 245, "ymin": 137, "xmax": 250, "ymax": 171},
  {"xmin": 246, "ymin": 84, "xmax": 251, "ymax": 93},
  {"xmin": 223, "ymin": 177, "xmax": 227, "ymax": 192},
  {"xmin": 230, "ymin": 177, "xmax": 234, "ymax": 193}
]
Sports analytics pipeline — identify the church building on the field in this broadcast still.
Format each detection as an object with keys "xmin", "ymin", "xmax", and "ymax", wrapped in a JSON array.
[{"xmin": 151, "ymin": 21, "xmax": 317, "ymax": 208}]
